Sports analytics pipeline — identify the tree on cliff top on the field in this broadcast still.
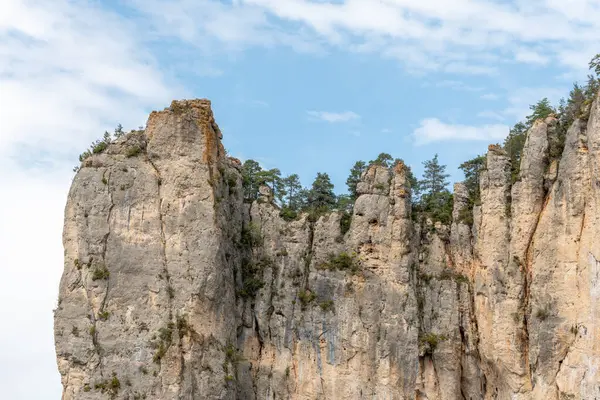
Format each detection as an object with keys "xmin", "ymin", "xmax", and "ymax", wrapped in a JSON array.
[{"xmin": 346, "ymin": 161, "xmax": 367, "ymax": 201}]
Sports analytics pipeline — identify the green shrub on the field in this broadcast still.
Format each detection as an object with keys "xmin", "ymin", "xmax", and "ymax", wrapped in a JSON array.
[
  {"xmin": 280, "ymin": 207, "xmax": 298, "ymax": 221},
  {"xmin": 340, "ymin": 212, "xmax": 352, "ymax": 235},
  {"xmin": 126, "ymin": 145, "xmax": 142, "ymax": 158},
  {"xmin": 91, "ymin": 265, "xmax": 110, "ymax": 280},
  {"xmin": 298, "ymin": 290, "xmax": 316, "ymax": 308},
  {"xmin": 419, "ymin": 332, "xmax": 448, "ymax": 354},
  {"xmin": 241, "ymin": 223, "xmax": 263, "ymax": 248},
  {"xmin": 98, "ymin": 311, "xmax": 110, "ymax": 320},
  {"xmin": 319, "ymin": 252, "xmax": 361, "ymax": 274},
  {"xmin": 83, "ymin": 384, "xmax": 91, "ymax": 392},
  {"xmin": 319, "ymin": 300, "xmax": 334, "ymax": 312},
  {"xmin": 89, "ymin": 326, "xmax": 96, "ymax": 336},
  {"xmin": 74, "ymin": 258, "xmax": 81, "ymax": 269},
  {"xmin": 237, "ymin": 277, "xmax": 265, "ymax": 299}
]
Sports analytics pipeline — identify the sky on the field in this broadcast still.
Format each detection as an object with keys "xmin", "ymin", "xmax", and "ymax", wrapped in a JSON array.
[{"xmin": 1, "ymin": 0, "xmax": 599, "ymax": 398}]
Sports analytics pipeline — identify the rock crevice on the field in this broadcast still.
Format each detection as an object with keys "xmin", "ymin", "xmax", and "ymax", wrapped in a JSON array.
[{"xmin": 55, "ymin": 93, "xmax": 600, "ymax": 399}]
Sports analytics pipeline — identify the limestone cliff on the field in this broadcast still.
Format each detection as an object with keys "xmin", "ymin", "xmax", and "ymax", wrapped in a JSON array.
[{"xmin": 54, "ymin": 93, "xmax": 600, "ymax": 399}]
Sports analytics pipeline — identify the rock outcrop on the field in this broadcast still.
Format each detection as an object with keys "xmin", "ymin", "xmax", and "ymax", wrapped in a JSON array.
[{"xmin": 55, "ymin": 92, "xmax": 600, "ymax": 399}]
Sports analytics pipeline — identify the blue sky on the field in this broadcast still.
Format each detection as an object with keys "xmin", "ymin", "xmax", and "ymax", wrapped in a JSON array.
[{"xmin": 1, "ymin": 0, "xmax": 600, "ymax": 398}]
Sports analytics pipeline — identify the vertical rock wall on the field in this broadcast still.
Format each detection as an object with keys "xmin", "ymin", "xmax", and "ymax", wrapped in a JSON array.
[{"xmin": 55, "ymin": 92, "xmax": 600, "ymax": 399}]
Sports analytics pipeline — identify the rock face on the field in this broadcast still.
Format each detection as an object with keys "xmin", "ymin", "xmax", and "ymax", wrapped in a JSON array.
[{"xmin": 55, "ymin": 93, "xmax": 600, "ymax": 399}]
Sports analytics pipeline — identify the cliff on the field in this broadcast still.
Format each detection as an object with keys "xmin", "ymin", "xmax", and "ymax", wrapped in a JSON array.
[{"xmin": 54, "ymin": 94, "xmax": 600, "ymax": 399}]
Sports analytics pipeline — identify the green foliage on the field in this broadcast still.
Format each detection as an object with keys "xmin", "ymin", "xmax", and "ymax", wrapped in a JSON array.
[
  {"xmin": 89, "ymin": 326, "xmax": 96, "ymax": 336},
  {"xmin": 503, "ymin": 122, "xmax": 528, "ymax": 183},
  {"xmin": 282, "ymin": 174, "xmax": 303, "ymax": 210},
  {"xmin": 589, "ymin": 53, "xmax": 600, "ymax": 77},
  {"xmin": 83, "ymin": 384, "xmax": 91, "ymax": 392},
  {"xmin": 91, "ymin": 265, "xmax": 110, "ymax": 280},
  {"xmin": 93, "ymin": 373, "xmax": 121, "ymax": 398},
  {"xmin": 412, "ymin": 154, "xmax": 453, "ymax": 225},
  {"xmin": 241, "ymin": 222, "xmax": 263, "ymax": 248},
  {"xmin": 98, "ymin": 311, "xmax": 110, "ymax": 321},
  {"xmin": 340, "ymin": 211, "xmax": 352, "ymax": 235},
  {"xmin": 346, "ymin": 160, "xmax": 367, "ymax": 200},
  {"xmin": 241, "ymin": 160, "xmax": 263, "ymax": 201},
  {"xmin": 256, "ymin": 168, "xmax": 286, "ymax": 203},
  {"xmin": 420, "ymin": 154, "xmax": 449, "ymax": 196},
  {"xmin": 369, "ymin": 153, "xmax": 394, "ymax": 168},
  {"xmin": 152, "ymin": 323, "xmax": 174, "ymax": 364},
  {"xmin": 459, "ymin": 155, "xmax": 485, "ymax": 205},
  {"xmin": 237, "ymin": 257, "xmax": 271, "ymax": 299},
  {"xmin": 419, "ymin": 333, "xmax": 448, "ymax": 354},
  {"xmin": 526, "ymin": 98, "xmax": 556, "ymax": 127},
  {"xmin": 74, "ymin": 258, "xmax": 81, "ymax": 270},
  {"xmin": 307, "ymin": 172, "xmax": 336, "ymax": 210},
  {"xmin": 335, "ymin": 194, "xmax": 354, "ymax": 213},
  {"xmin": 126, "ymin": 145, "xmax": 142, "ymax": 158},
  {"xmin": 319, "ymin": 252, "xmax": 361, "ymax": 274},
  {"xmin": 279, "ymin": 207, "xmax": 298, "ymax": 221},
  {"xmin": 298, "ymin": 290, "xmax": 317, "ymax": 308},
  {"xmin": 319, "ymin": 300, "xmax": 334, "ymax": 312}
]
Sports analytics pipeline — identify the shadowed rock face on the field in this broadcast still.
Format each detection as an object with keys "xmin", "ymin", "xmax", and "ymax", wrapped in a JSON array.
[{"xmin": 55, "ymin": 93, "xmax": 600, "ymax": 399}]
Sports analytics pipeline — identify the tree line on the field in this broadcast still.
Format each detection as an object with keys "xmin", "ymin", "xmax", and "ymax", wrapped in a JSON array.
[{"xmin": 243, "ymin": 54, "xmax": 600, "ymax": 227}]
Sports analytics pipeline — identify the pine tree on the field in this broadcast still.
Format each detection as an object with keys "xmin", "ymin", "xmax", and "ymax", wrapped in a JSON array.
[
  {"xmin": 282, "ymin": 174, "xmax": 303, "ymax": 210},
  {"xmin": 525, "ymin": 98, "xmax": 555, "ymax": 127},
  {"xmin": 308, "ymin": 172, "xmax": 336, "ymax": 210},
  {"xmin": 346, "ymin": 161, "xmax": 366, "ymax": 200},
  {"xmin": 459, "ymin": 155, "xmax": 485, "ymax": 204},
  {"xmin": 589, "ymin": 54, "xmax": 600, "ymax": 77},
  {"xmin": 417, "ymin": 154, "xmax": 453, "ymax": 224},
  {"xmin": 241, "ymin": 160, "xmax": 263, "ymax": 201},
  {"xmin": 504, "ymin": 122, "xmax": 527, "ymax": 182},
  {"xmin": 420, "ymin": 154, "xmax": 449, "ymax": 197},
  {"xmin": 370, "ymin": 153, "xmax": 393, "ymax": 168}
]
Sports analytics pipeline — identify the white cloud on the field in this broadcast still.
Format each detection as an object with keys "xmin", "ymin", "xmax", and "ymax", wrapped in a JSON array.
[
  {"xmin": 502, "ymin": 86, "xmax": 565, "ymax": 121},
  {"xmin": 307, "ymin": 110, "xmax": 360, "ymax": 122},
  {"xmin": 477, "ymin": 110, "xmax": 506, "ymax": 121},
  {"xmin": 130, "ymin": 0, "xmax": 600, "ymax": 75},
  {"xmin": 481, "ymin": 93, "xmax": 499, "ymax": 100},
  {"xmin": 423, "ymin": 80, "xmax": 483, "ymax": 92},
  {"xmin": 0, "ymin": 1, "xmax": 179, "ymax": 398},
  {"xmin": 412, "ymin": 118, "xmax": 509, "ymax": 145},
  {"xmin": 514, "ymin": 49, "xmax": 549, "ymax": 65}
]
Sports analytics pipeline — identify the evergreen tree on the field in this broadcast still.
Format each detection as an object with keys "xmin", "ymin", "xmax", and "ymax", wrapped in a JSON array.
[
  {"xmin": 370, "ymin": 153, "xmax": 394, "ymax": 168},
  {"xmin": 420, "ymin": 154, "xmax": 449, "ymax": 197},
  {"xmin": 503, "ymin": 122, "xmax": 527, "ymax": 182},
  {"xmin": 241, "ymin": 160, "xmax": 263, "ymax": 201},
  {"xmin": 346, "ymin": 161, "xmax": 367, "ymax": 200},
  {"xmin": 282, "ymin": 174, "xmax": 303, "ymax": 210},
  {"xmin": 589, "ymin": 53, "xmax": 600, "ymax": 77},
  {"xmin": 417, "ymin": 154, "xmax": 453, "ymax": 224},
  {"xmin": 459, "ymin": 155, "xmax": 485, "ymax": 204},
  {"xmin": 308, "ymin": 172, "xmax": 336, "ymax": 210},
  {"xmin": 336, "ymin": 194, "xmax": 354, "ymax": 213},
  {"xmin": 256, "ymin": 168, "xmax": 285, "ymax": 203},
  {"xmin": 525, "ymin": 98, "xmax": 556, "ymax": 127},
  {"xmin": 585, "ymin": 75, "xmax": 599, "ymax": 102},
  {"xmin": 114, "ymin": 123, "xmax": 124, "ymax": 139}
]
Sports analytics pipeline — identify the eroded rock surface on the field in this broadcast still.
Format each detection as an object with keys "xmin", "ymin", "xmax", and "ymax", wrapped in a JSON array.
[{"xmin": 55, "ymin": 92, "xmax": 600, "ymax": 399}]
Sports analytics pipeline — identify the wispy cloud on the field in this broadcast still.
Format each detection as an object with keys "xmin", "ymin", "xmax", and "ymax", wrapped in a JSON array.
[
  {"xmin": 477, "ymin": 110, "xmax": 506, "ymax": 121},
  {"xmin": 480, "ymin": 93, "xmax": 499, "ymax": 101},
  {"xmin": 131, "ymin": 0, "xmax": 600, "ymax": 76},
  {"xmin": 412, "ymin": 118, "xmax": 509, "ymax": 145},
  {"xmin": 423, "ymin": 80, "xmax": 483, "ymax": 92},
  {"xmin": 307, "ymin": 110, "xmax": 360, "ymax": 123}
]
